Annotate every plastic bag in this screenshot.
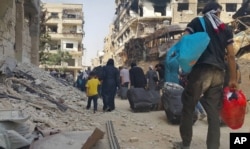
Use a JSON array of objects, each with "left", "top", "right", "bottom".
[{"left": 220, "top": 87, "right": 247, "bottom": 129}]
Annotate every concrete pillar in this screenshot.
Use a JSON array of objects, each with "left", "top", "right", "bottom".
[
  {"left": 29, "top": 14, "right": 40, "bottom": 66},
  {"left": 15, "top": 0, "right": 24, "bottom": 62}
]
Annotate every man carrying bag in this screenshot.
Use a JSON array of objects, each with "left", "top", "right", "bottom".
[{"left": 174, "top": 2, "right": 238, "bottom": 149}]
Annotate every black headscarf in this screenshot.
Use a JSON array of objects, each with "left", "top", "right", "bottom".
[
  {"left": 107, "top": 58, "right": 114, "bottom": 66},
  {"left": 131, "top": 62, "right": 136, "bottom": 68}
]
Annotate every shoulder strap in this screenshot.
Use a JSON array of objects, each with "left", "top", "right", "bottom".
[{"left": 199, "top": 17, "right": 206, "bottom": 32}]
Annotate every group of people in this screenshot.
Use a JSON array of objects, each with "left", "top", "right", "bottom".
[
  {"left": 82, "top": 58, "right": 167, "bottom": 113},
  {"left": 118, "top": 62, "right": 166, "bottom": 93},
  {"left": 82, "top": 59, "right": 120, "bottom": 113},
  {"left": 50, "top": 69, "right": 74, "bottom": 85}
]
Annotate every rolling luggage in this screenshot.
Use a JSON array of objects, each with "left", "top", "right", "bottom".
[
  {"left": 162, "top": 82, "right": 184, "bottom": 124},
  {"left": 120, "top": 86, "right": 128, "bottom": 99},
  {"left": 148, "top": 90, "right": 162, "bottom": 111},
  {"left": 162, "top": 82, "right": 198, "bottom": 124},
  {"left": 127, "top": 88, "right": 152, "bottom": 112}
]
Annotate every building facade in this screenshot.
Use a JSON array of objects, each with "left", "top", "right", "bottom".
[
  {"left": 93, "top": 0, "right": 245, "bottom": 68},
  {"left": 41, "top": 3, "right": 84, "bottom": 79},
  {"left": 0, "top": 0, "right": 40, "bottom": 65}
]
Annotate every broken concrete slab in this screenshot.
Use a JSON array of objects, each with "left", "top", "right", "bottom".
[
  {"left": 30, "top": 129, "right": 104, "bottom": 149},
  {"left": 0, "top": 110, "right": 30, "bottom": 124}
]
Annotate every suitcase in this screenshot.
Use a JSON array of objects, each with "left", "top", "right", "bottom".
[
  {"left": 162, "top": 82, "right": 197, "bottom": 124},
  {"left": 127, "top": 88, "right": 152, "bottom": 112},
  {"left": 147, "top": 90, "right": 162, "bottom": 111},
  {"left": 120, "top": 86, "right": 128, "bottom": 99},
  {"left": 162, "top": 82, "right": 184, "bottom": 124}
]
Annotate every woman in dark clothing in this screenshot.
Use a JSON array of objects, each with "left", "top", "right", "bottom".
[
  {"left": 101, "top": 59, "right": 120, "bottom": 112},
  {"left": 129, "top": 62, "right": 147, "bottom": 88},
  {"left": 155, "top": 63, "right": 165, "bottom": 89}
]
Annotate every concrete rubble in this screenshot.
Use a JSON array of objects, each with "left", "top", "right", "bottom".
[{"left": 0, "top": 57, "right": 105, "bottom": 149}]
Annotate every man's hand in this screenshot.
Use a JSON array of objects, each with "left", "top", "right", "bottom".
[{"left": 228, "top": 80, "right": 238, "bottom": 90}]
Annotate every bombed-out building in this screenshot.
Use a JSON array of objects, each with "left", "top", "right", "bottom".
[
  {"left": 97, "top": 0, "right": 245, "bottom": 68},
  {"left": 41, "top": 3, "right": 84, "bottom": 78}
]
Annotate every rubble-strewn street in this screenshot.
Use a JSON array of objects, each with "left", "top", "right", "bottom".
[{"left": 0, "top": 58, "right": 250, "bottom": 149}]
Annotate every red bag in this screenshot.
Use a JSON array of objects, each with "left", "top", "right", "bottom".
[{"left": 220, "top": 87, "right": 247, "bottom": 129}]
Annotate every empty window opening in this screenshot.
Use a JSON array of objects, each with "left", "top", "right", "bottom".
[
  {"left": 48, "top": 25, "right": 58, "bottom": 33},
  {"left": 50, "top": 40, "right": 60, "bottom": 50},
  {"left": 51, "top": 12, "right": 59, "bottom": 18},
  {"left": 66, "top": 59, "right": 75, "bottom": 66},
  {"left": 139, "top": 6, "right": 143, "bottom": 16},
  {"left": 178, "top": 3, "right": 189, "bottom": 12},
  {"left": 226, "top": 3, "right": 237, "bottom": 12},
  {"left": 154, "top": 5, "right": 166, "bottom": 16},
  {"left": 66, "top": 43, "right": 74, "bottom": 48},
  {"left": 67, "top": 14, "right": 76, "bottom": 18},
  {"left": 131, "top": 0, "right": 139, "bottom": 13}
]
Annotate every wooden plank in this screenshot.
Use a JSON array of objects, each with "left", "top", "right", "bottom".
[{"left": 81, "top": 128, "right": 105, "bottom": 149}]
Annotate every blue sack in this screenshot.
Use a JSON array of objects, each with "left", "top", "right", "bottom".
[
  {"left": 165, "top": 45, "right": 180, "bottom": 84},
  {"left": 167, "top": 17, "right": 210, "bottom": 73}
]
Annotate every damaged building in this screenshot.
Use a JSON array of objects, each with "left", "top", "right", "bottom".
[
  {"left": 40, "top": 3, "right": 84, "bottom": 79},
  {"left": 0, "top": 0, "right": 40, "bottom": 65},
  {"left": 95, "top": 0, "right": 246, "bottom": 68}
]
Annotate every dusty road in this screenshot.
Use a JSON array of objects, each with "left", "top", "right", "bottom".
[{"left": 88, "top": 97, "right": 250, "bottom": 149}]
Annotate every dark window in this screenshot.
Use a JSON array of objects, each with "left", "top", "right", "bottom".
[
  {"left": 178, "top": 3, "right": 189, "bottom": 12},
  {"left": 66, "top": 43, "right": 74, "bottom": 48},
  {"left": 226, "top": 3, "right": 237, "bottom": 12},
  {"left": 66, "top": 59, "right": 75, "bottom": 66},
  {"left": 48, "top": 25, "right": 57, "bottom": 32},
  {"left": 50, "top": 40, "right": 59, "bottom": 50},
  {"left": 139, "top": 6, "right": 143, "bottom": 16},
  {"left": 67, "top": 14, "right": 76, "bottom": 18},
  {"left": 154, "top": 5, "right": 166, "bottom": 16},
  {"left": 51, "top": 12, "right": 59, "bottom": 18}
]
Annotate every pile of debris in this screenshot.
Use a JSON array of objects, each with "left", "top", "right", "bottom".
[
  {"left": 231, "top": 0, "right": 250, "bottom": 58},
  {"left": 0, "top": 57, "right": 104, "bottom": 149}
]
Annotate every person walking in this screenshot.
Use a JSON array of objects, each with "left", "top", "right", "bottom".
[
  {"left": 129, "top": 62, "right": 147, "bottom": 88},
  {"left": 145, "top": 65, "right": 158, "bottom": 90},
  {"left": 85, "top": 71, "right": 100, "bottom": 113},
  {"left": 101, "top": 59, "right": 120, "bottom": 112},
  {"left": 155, "top": 63, "right": 165, "bottom": 89},
  {"left": 119, "top": 65, "right": 130, "bottom": 99},
  {"left": 175, "top": 2, "right": 238, "bottom": 149}
]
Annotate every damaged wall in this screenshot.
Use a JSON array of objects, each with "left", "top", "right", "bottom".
[
  {"left": 0, "top": 0, "right": 40, "bottom": 66},
  {"left": 0, "top": 1, "right": 16, "bottom": 59}
]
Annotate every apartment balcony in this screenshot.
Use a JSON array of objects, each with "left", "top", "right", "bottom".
[
  {"left": 62, "top": 19, "right": 83, "bottom": 24},
  {"left": 48, "top": 32, "right": 83, "bottom": 41},
  {"left": 62, "top": 12, "right": 83, "bottom": 24},
  {"left": 46, "top": 17, "right": 61, "bottom": 24}
]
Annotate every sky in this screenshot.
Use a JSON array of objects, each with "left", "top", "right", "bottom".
[{"left": 42, "top": 0, "right": 116, "bottom": 66}]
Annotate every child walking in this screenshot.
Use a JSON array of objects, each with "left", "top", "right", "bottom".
[{"left": 85, "top": 71, "right": 101, "bottom": 113}]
